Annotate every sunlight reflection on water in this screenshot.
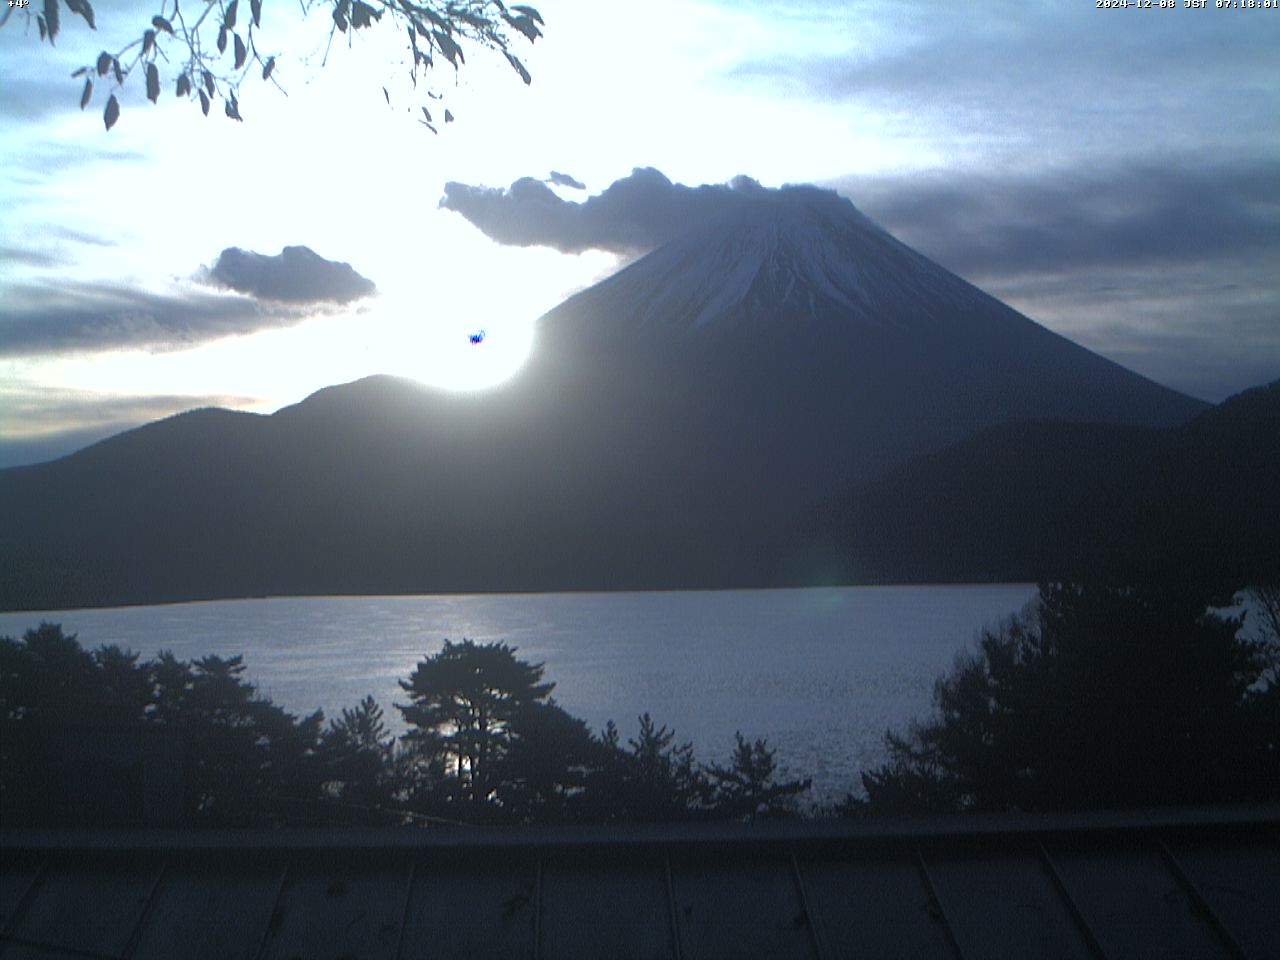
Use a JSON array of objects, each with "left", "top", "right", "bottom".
[{"left": 0, "top": 585, "right": 1038, "bottom": 804}]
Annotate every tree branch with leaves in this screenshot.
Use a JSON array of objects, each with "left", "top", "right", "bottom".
[{"left": 6, "top": 0, "right": 544, "bottom": 130}]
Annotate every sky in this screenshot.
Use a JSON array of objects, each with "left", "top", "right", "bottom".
[{"left": 1, "top": 0, "right": 1277, "bottom": 467}]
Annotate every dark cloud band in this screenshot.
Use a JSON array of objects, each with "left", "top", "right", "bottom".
[
  {"left": 1, "top": 244, "right": 377, "bottom": 356},
  {"left": 829, "top": 160, "right": 1280, "bottom": 402},
  {"left": 832, "top": 160, "right": 1280, "bottom": 281},
  {"left": 0, "top": 280, "right": 302, "bottom": 356}
]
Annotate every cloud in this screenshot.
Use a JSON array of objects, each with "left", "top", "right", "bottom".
[
  {"left": 0, "top": 75, "right": 83, "bottom": 123},
  {"left": 548, "top": 171, "right": 586, "bottom": 190},
  {"left": 719, "top": 3, "right": 1280, "bottom": 173},
  {"left": 831, "top": 159, "right": 1280, "bottom": 281},
  {"left": 0, "top": 247, "right": 61, "bottom": 268},
  {"left": 440, "top": 167, "right": 808, "bottom": 255},
  {"left": 51, "top": 226, "right": 118, "bottom": 247},
  {"left": 756, "top": 14, "right": 1275, "bottom": 106},
  {"left": 0, "top": 280, "right": 310, "bottom": 356},
  {"left": 829, "top": 159, "right": 1280, "bottom": 402},
  {"left": 0, "top": 245, "right": 375, "bottom": 356},
  {"left": 206, "top": 245, "right": 377, "bottom": 304},
  {"left": 993, "top": 258, "right": 1280, "bottom": 404}
]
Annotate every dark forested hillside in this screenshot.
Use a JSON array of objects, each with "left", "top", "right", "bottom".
[{"left": 814, "top": 380, "right": 1280, "bottom": 588}]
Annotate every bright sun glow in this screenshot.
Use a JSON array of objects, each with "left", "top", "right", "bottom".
[
  {"left": 25, "top": 234, "right": 614, "bottom": 424},
  {"left": 383, "top": 315, "right": 537, "bottom": 392}
]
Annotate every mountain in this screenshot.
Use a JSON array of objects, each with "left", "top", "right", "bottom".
[
  {"left": 0, "top": 187, "right": 1208, "bottom": 610},
  {"left": 536, "top": 186, "right": 1203, "bottom": 518},
  {"left": 813, "top": 381, "right": 1280, "bottom": 588}
]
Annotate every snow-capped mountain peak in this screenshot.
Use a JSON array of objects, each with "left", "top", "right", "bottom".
[{"left": 543, "top": 185, "right": 1000, "bottom": 342}]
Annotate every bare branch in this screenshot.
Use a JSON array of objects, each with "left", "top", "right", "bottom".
[{"left": 5, "top": 0, "right": 544, "bottom": 129}]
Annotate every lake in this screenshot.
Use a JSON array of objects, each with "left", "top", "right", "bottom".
[{"left": 0, "top": 585, "right": 1038, "bottom": 803}]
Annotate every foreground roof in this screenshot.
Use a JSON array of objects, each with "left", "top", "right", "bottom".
[{"left": 2, "top": 805, "right": 1277, "bottom": 959}]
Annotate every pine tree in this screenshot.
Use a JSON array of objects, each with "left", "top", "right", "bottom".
[{"left": 397, "top": 639, "right": 553, "bottom": 808}]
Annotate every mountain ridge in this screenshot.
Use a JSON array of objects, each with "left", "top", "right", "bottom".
[{"left": 0, "top": 188, "right": 1215, "bottom": 610}]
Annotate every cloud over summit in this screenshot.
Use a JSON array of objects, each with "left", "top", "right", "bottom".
[
  {"left": 548, "top": 171, "right": 586, "bottom": 190},
  {"left": 440, "top": 168, "right": 826, "bottom": 255}
]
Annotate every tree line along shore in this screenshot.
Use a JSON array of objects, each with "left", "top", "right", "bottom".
[{"left": 2, "top": 580, "right": 1277, "bottom": 828}]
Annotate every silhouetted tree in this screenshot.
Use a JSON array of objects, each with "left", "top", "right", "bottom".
[
  {"left": 0, "top": 623, "right": 149, "bottom": 726},
  {"left": 580, "top": 714, "right": 711, "bottom": 822},
  {"left": 2, "top": 626, "right": 329, "bottom": 825},
  {"left": 859, "top": 581, "right": 1280, "bottom": 814},
  {"left": 4, "top": 0, "right": 543, "bottom": 130},
  {"left": 318, "top": 694, "right": 398, "bottom": 816},
  {"left": 150, "top": 651, "right": 325, "bottom": 824},
  {"left": 397, "top": 639, "right": 553, "bottom": 811},
  {"left": 707, "top": 733, "right": 811, "bottom": 821},
  {"left": 1242, "top": 583, "right": 1280, "bottom": 791},
  {"left": 1247, "top": 584, "right": 1280, "bottom": 651},
  {"left": 494, "top": 699, "right": 599, "bottom": 822}
]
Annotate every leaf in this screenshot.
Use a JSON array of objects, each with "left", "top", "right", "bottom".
[
  {"left": 433, "top": 31, "right": 462, "bottom": 67},
  {"left": 217, "top": 25, "right": 228, "bottom": 53},
  {"left": 71, "top": 66, "right": 88, "bottom": 78},
  {"left": 112, "top": 58, "right": 123, "bottom": 86},
  {"left": 224, "top": 0, "right": 237, "bottom": 29},
  {"left": 43, "top": 0, "right": 59, "bottom": 45},
  {"left": 96, "top": 51, "right": 112, "bottom": 76},
  {"left": 146, "top": 63, "right": 160, "bottom": 103},
  {"left": 418, "top": 119, "right": 437, "bottom": 134},
  {"left": 152, "top": 15, "right": 174, "bottom": 34},
  {"left": 420, "top": 105, "right": 431, "bottom": 123},
  {"left": 37, "top": 16, "right": 46, "bottom": 42},
  {"left": 382, "top": 86, "right": 390, "bottom": 105},
  {"left": 199, "top": 89, "right": 211, "bottom": 115},
  {"left": 80, "top": 77, "right": 92, "bottom": 109},
  {"left": 234, "top": 33, "right": 246, "bottom": 70},
  {"left": 65, "top": 0, "right": 94, "bottom": 29},
  {"left": 511, "top": 5, "right": 543, "bottom": 25},
  {"left": 502, "top": 13, "right": 540, "bottom": 43},
  {"left": 250, "top": 0, "right": 261, "bottom": 27},
  {"left": 103, "top": 94, "right": 119, "bottom": 130},
  {"left": 203, "top": 70, "right": 215, "bottom": 97},
  {"left": 261, "top": 56, "right": 275, "bottom": 81},
  {"left": 143, "top": 28, "right": 155, "bottom": 55},
  {"left": 452, "top": 9, "right": 491, "bottom": 30},
  {"left": 444, "top": 108, "right": 453, "bottom": 123},
  {"left": 333, "top": 0, "right": 349, "bottom": 31},
  {"left": 225, "top": 95, "right": 242, "bottom": 121},
  {"left": 176, "top": 73, "right": 191, "bottom": 97},
  {"left": 350, "top": 1, "right": 380, "bottom": 29},
  {"left": 504, "top": 51, "right": 530, "bottom": 85}
]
